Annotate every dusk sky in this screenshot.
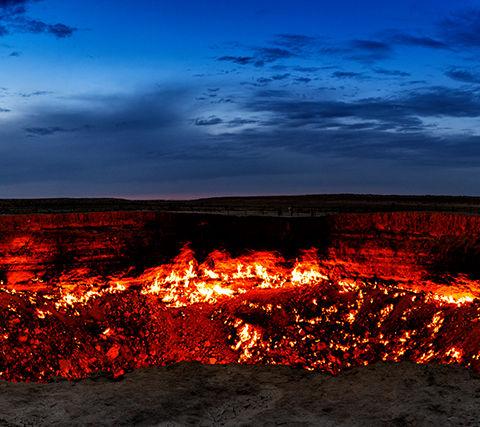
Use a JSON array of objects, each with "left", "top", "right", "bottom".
[{"left": 2, "top": 0, "right": 480, "bottom": 198}]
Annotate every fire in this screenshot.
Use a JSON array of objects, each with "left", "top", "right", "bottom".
[
  {"left": 136, "top": 247, "right": 326, "bottom": 306},
  {"left": 1, "top": 244, "right": 480, "bottom": 382}
]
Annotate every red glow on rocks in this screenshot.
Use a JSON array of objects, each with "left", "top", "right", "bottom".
[{"left": 1, "top": 243, "right": 480, "bottom": 382}]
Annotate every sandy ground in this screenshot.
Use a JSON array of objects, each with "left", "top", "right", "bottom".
[{"left": 0, "top": 362, "right": 479, "bottom": 426}]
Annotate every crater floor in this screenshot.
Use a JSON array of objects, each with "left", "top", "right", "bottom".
[{"left": 1, "top": 362, "right": 479, "bottom": 426}]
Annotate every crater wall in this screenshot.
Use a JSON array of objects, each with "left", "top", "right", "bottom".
[{"left": 0, "top": 211, "right": 479, "bottom": 286}]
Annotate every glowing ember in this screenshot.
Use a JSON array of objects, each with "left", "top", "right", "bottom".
[{"left": 1, "top": 244, "right": 480, "bottom": 382}]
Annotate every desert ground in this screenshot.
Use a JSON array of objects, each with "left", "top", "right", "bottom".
[
  {"left": 1, "top": 362, "right": 479, "bottom": 426},
  {"left": 1, "top": 194, "right": 480, "bottom": 216}
]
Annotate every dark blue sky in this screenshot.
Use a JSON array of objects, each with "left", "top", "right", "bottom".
[{"left": 1, "top": 0, "right": 480, "bottom": 198}]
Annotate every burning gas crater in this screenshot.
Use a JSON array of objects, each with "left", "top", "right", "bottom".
[{"left": 1, "top": 245, "right": 480, "bottom": 382}]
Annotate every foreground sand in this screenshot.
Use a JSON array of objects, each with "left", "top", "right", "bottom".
[{"left": 0, "top": 362, "right": 479, "bottom": 426}]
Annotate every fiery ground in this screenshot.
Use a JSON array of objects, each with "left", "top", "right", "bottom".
[{"left": 1, "top": 245, "right": 480, "bottom": 382}]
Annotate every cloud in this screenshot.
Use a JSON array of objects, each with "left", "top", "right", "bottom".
[
  {"left": 194, "top": 116, "right": 258, "bottom": 128},
  {"left": 217, "top": 34, "right": 315, "bottom": 68},
  {"left": 206, "top": 109, "right": 480, "bottom": 174},
  {"left": 50, "top": 23, "right": 74, "bottom": 37},
  {"left": 295, "top": 77, "right": 312, "bottom": 83},
  {"left": 0, "top": 87, "right": 206, "bottom": 191},
  {"left": 347, "top": 39, "right": 392, "bottom": 62},
  {"left": 351, "top": 39, "right": 390, "bottom": 52},
  {"left": 2, "top": 84, "right": 480, "bottom": 197},
  {"left": 216, "top": 25, "right": 449, "bottom": 71},
  {"left": 244, "top": 98, "right": 419, "bottom": 132},
  {"left": 254, "top": 77, "right": 270, "bottom": 85},
  {"left": 373, "top": 68, "right": 410, "bottom": 77},
  {"left": 271, "top": 73, "right": 290, "bottom": 80},
  {"left": 445, "top": 68, "right": 480, "bottom": 84},
  {"left": 441, "top": 9, "right": 480, "bottom": 48},
  {"left": 217, "top": 55, "right": 254, "bottom": 65},
  {"left": 24, "top": 126, "right": 70, "bottom": 136},
  {"left": 226, "top": 118, "right": 258, "bottom": 127},
  {"left": 218, "top": 47, "right": 295, "bottom": 67},
  {"left": 388, "top": 33, "right": 449, "bottom": 49},
  {"left": 243, "top": 86, "right": 480, "bottom": 134},
  {"left": 18, "top": 90, "right": 52, "bottom": 97},
  {"left": 0, "top": 0, "right": 76, "bottom": 38},
  {"left": 217, "top": 7, "right": 480, "bottom": 79},
  {"left": 319, "top": 38, "right": 393, "bottom": 63},
  {"left": 6, "top": 7, "right": 480, "bottom": 197},
  {"left": 293, "top": 66, "right": 323, "bottom": 72},
  {"left": 332, "top": 71, "right": 364, "bottom": 79},
  {"left": 195, "top": 116, "right": 223, "bottom": 126},
  {"left": 10, "top": 18, "right": 76, "bottom": 38},
  {"left": 251, "top": 47, "right": 295, "bottom": 67},
  {"left": 400, "top": 86, "right": 480, "bottom": 117},
  {"left": 0, "top": 0, "right": 31, "bottom": 7},
  {"left": 0, "top": 0, "right": 30, "bottom": 14}
]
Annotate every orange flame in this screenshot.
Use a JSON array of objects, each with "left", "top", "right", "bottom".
[{"left": 1, "top": 244, "right": 480, "bottom": 382}]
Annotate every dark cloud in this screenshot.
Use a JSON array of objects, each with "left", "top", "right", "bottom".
[
  {"left": 348, "top": 39, "right": 392, "bottom": 62},
  {"left": 351, "top": 39, "right": 390, "bottom": 52},
  {"left": 332, "top": 71, "right": 363, "bottom": 79},
  {"left": 0, "top": 0, "right": 31, "bottom": 7},
  {"left": 271, "top": 73, "right": 290, "bottom": 80},
  {"left": 207, "top": 113, "right": 480, "bottom": 174},
  {"left": 2, "top": 85, "right": 480, "bottom": 197},
  {"left": 25, "top": 126, "right": 70, "bottom": 136},
  {"left": 0, "top": 88, "right": 203, "bottom": 192},
  {"left": 226, "top": 118, "right": 258, "bottom": 127},
  {"left": 217, "top": 34, "right": 312, "bottom": 68},
  {"left": 45, "top": 22, "right": 76, "bottom": 38},
  {"left": 217, "top": 24, "right": 450, "bottom": 71},
  {"left": 400, "top": 86, "right": 480, "bottom": 117},
  {"left": 388, "top": 33, "right": 449, "bottom": 49},
  {"left": 445, "top": 68, "right": 480, "bottom": 84},
  {"left": 320, "top": 39, "right": 392, "bottom": 63},
  {"left": 244, "top": 86, "right": 480, "bottom": 133},
  {"left": 217, "top": 7, "right": 480, "bottom": 79},
  {"left": 0, "top": 0, "right": 29, "bottom": 15},
  {"left": 252, "top": 47, "right": 295, "bottom": 66},
  {"left": 7, "top": 7, "right": 480, "bottom": 197},
  {"left": 329, "top": 8, "right": 480, "bottom": 63},
  {"left": 218, "top": 48, "right": 294, "bottom": 67},
  {"left": 441, "top": 9, "right": 480, "bottom": 48},
  {"left": 11, "top": 18, "right": 76, "bottom": 37},
  {"left": 294, "top": 77, "right": 312, "bottom": 83},
  {"left": 315, "top": 10, "right": 473, "bottom": 67},
  {"left": 194, "top": 116, "right": 223, "bottom": 126},
  {"left": 18, "top": 90, "right": 52, "bottom": 97},
  {"left": 0, "top": 0, "right": 76, "bottom": 38},
  {"left": 217, "top": 55, "right": 254, "bottom": 65},
  {"left": 245, "top": 98, "right": 419, "bottom": 131},
  {"left": 256, "top": 77, "right": 271, "bottom": 85},
  {"left": 373, "top": 68, "right": 410, "bottom": 77}
]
